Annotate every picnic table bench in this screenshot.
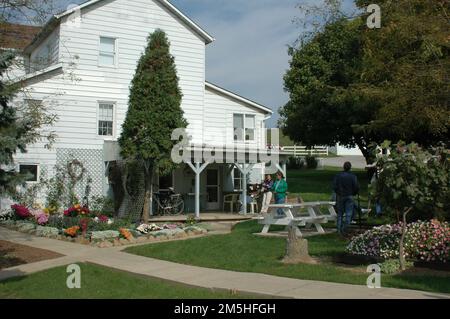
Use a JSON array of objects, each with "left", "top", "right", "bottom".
[{"left": 254, "top": 201, "right": 337, "bottom": 237}]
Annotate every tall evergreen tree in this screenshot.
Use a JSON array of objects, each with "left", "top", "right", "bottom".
[
  {"left": 0, "top": 51, "right": 23, "bottom": 194},
  {"left": 119, "top": 29, "right": 187, "bottom": 223}
]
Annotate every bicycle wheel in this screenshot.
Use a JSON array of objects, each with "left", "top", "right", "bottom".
[{"left": 170, "top": 198, "right": 184, "bottom": 215}]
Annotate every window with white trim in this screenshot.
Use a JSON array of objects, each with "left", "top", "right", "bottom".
[
  {"left": 99, "top": 37, "right": 116, "bottom": 66},
  {"left": 233, "top": 114, "right": 255, "bottom": 141},
  {"left": 19, "top": 164, "right": 39, "bottom": 182},
  {"left": 98, "top": 102, "right": 114, "bottom": 136},
  {"left": 233, "top": 168, "right": 242, "bottom": 191}
]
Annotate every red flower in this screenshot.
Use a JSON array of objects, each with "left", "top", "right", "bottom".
[
  {"left": 98, "top": 215, "right": 109, "bottom": 223},
  {"left": 11, "top": 204, "right": 32, "bottom": 219}
]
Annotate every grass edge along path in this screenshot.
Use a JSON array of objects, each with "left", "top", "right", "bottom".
[
  {"left": 125, "top": 221, "right": 450, "bottom": 294},
  {"left": 0, "top": 262, "right": 265, "bottom": 299}
]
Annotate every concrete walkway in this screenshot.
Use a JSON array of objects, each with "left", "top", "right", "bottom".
[{"left": 1, "top": 227, "right": 449, "bottom": 299}]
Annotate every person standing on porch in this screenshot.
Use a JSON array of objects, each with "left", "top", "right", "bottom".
[
  {"left": 272, "top": 171, "right": 288, "bottom": 218},
  {"left": 260, "top": 174, "right": 274, "bottom": 214},
  {"left": 333, "top": 161, "right": 359, "bottom": 235}
]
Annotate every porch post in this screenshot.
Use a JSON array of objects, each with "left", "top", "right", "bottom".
[
  {"left": 282, "top": 161, "right": 287, "bottom": 181},
  {"left": 195, "top": 162, "right": 201, "bottom": 219},
  {"left": 187, "top": 161, "right": 210, "bottom": 219},
  {"left": 235, "top": 163, "right": 255, "bottom": 215},
  {"left": 242, "top": 164, "right": 247, "bottom": 215}
]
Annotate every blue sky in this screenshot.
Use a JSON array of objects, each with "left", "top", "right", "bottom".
[{"left": 55, "top": 0, "right": 356, "bottom": 127}]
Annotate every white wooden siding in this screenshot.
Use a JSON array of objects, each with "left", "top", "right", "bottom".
[
  {"left": 55, "top": 0, "right": 206, "bottom": 146},
  {"left": 14, "top": 0, "right": 270, "bottom": 180},
  {"left": 204, "top": 86, "right": 266, "bottom": 148}
]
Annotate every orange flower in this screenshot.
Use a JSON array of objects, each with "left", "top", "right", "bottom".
[
  {"left": 119, "top": 228, "right": 133, "bottom": 240},
  {"left": 65, "top": 226, "right": 80, "bottom": 237}
]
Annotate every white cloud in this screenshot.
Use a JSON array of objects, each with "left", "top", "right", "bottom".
[{"left": 172, "top": 0, "right": 301, "bottom": 127}]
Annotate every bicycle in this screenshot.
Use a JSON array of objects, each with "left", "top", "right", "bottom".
[{"left": 153, "top": 190, "right": 185, "bottom": 215}]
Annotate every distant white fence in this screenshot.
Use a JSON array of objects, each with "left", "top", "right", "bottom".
[{"left": 282, "top": 145, "right": 329, "bottom": 157}]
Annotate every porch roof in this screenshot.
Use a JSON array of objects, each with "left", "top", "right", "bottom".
[{"left": 103, "top": 141, "right": 290, "bottom": 163}]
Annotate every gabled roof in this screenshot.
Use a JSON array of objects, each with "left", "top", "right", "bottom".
[
  {"left": 24, "top": 0, "right": 214, "bottom": 53},
  {"left": 0, "top": 23, "right": 42, "bottom": 50},
  {"left": 205, "top": 82, "right": 273, "bottom": 115}
]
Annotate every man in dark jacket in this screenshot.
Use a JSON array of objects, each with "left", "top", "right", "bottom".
[{"left": 333, "top": 162, "right": 359, "bottom": 235}]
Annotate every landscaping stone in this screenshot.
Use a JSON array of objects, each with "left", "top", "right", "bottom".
[
  {"left": 17, "top": 223, "right": 35, "bottom": 233},
  {"left": 119, "top": 238, "right": 129, "bottom": 245},
  {"left": 35, "top": 226, "right": 59, "bottom": 237},
  {"left": 1, "top": 217, "right": 207, "bottom": 248},
  {"left": 91, "top": 230, "right": 120, "bottom": 241},
  {"left": 98, "top": 241, "right": 113, "bottom": 248},
  {"left": 136, "top": 236, "right": 147, "bottom": 243},
  {"left": 183, "top": 226, "right": 206, "bottom": 235}
]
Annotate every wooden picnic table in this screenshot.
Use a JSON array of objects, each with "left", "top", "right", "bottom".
[{"left": 254, "top": 201, "right": 337, "bottom": 237}]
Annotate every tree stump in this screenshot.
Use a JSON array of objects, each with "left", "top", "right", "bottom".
[{"left": 282, "top": 225, "right": 317, "bottom": 264}]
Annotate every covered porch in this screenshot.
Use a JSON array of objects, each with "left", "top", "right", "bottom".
[{"left": 177, "top": 144, "right": 290, "bottom": 219}]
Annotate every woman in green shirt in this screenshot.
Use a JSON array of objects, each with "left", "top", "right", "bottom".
[{"left": 272, "top": 171, "right": 288, "bottom": 217}]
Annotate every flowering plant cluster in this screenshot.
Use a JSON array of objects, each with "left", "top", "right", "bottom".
[
  {"left": 136, "top": 223, "right": 180, "bottom": 234},
  {"left": 64, "top": 226, "right": 80, "bottom": 237},
  {"left": 93, "top": 215, "right": 113, "bottom": 224},
  {"left": 11, "top": 204, "right": 32, "bottom": 219},
  {"left": 347, "top": 220, "right": 450, "bottom": 262},
  {"left": 347, "top": 224, "right": 403, "bottom": 259},
  {"left": 404, "top": 220, "right": 450, "bottom": 263},
  {"left": 31, "top": 210, "right": 49, "bottom": 225},
  {"left": 64, "top": 204, "right": 90, "bottom": 217},
  {"left": 136, "top": 223, "right": 162, "bottom": 234}
]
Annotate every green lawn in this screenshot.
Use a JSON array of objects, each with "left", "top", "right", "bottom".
[
  {"left": 125, "top": 220, "right": 450, "bottom": 294},
  {"left": 287, "top": 166, "right": 369, "bottom": 203},
  {"left": 0, "top": 263, "right": 262, "bottom": 299},
  {"left": 123, "top": 168, "right": 448, "bottom": 294}
]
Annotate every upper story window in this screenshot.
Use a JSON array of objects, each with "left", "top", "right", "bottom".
[
  {"left": 98, "top": 102, "right": 114, "bottom": 137},
  {"left": 19, "top": 164, "right": 39, "bottom": 183},
  {"left": 233, "top": 114, "right": 255, "bottom": 141},
  {"left": 99, "top": 37, "right": 116, "bottom": 66}
]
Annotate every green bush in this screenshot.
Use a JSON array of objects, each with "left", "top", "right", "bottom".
[
  {"left": 89, "top": 195, "right": 115, "bottom": 216},
  {"left": 287, "top": 157, "right": 305, "bottom": 169},
  {"left": 375, "top": 141, "right": 449, "bottom": 221},
  {"left": 379, "top": 259, "right": 413, "bottom": 274},
  {"left": 305, "top": 155, "right": 318, "bottom": 169}
]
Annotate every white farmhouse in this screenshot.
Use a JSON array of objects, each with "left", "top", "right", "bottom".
[{"left": 3, "top": 0, "right": 288, "bottom": 217}]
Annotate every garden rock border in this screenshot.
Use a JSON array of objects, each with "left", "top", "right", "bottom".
[{"left": 0, "top": 220, "right": 208, "bottom": 248}]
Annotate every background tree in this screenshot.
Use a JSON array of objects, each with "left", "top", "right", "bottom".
[
  {"left": 280, "top": 0, "right": 449, "bottom": 163},
  {"left": 374, "top": 141, "right": 449, "bottom": 270},
  {"left": 119, "top": 30, "right": 187, "bottom": 223},
  {"left": 1, "top": 0, "right": 59, "bottom": 196}
]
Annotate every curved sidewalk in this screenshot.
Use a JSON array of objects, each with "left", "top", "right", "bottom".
[{"left": 1, "top": 227, "right": 448, "bottom": 299}]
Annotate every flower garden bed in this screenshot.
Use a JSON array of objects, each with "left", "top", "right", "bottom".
[
  {"left": 0, "top": 205, "right": 208, "bottom": 248},
  {"left": 347, "top": 220, "right": 450, "bottom": 263}
]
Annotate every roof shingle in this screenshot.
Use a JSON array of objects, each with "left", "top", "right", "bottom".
[{"left": 0, "top": 23, "right": 42, "bottom": 51}]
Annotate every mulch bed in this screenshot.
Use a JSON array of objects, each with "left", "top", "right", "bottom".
[{"left": 0, "top": 240, "right": 64, "bottom": 270}]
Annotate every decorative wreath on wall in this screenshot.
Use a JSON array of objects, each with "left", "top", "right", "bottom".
[{"left": 67, "top": 159, "right": 86, "bottom": 184}]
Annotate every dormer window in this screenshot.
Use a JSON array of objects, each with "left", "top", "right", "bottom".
[{"left": 99, "top": 37, "right": 116, "bottom": 66}]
